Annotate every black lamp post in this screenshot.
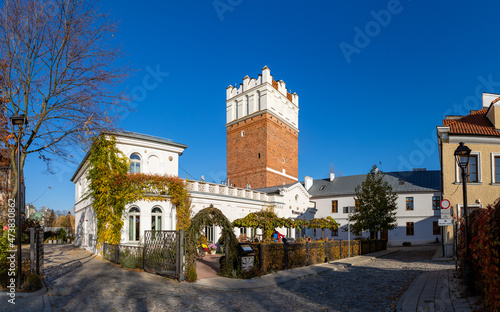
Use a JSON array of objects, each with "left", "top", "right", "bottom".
[
  {"left": 10, "top": 114, "right": 27, "bottom": 289},
  {"left": 454, "top": 142, "right": 472, "bottom": 290}
]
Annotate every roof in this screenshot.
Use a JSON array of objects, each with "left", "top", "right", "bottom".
[
  {"left": 442, "top": 109, "right": 500, "bottom": 136},
  {"left": 308, "top": 170, "right": 441, "bottom": 197},
  {"left": 102, "top": 131, "right": 188, "bottom": 149},
  {"left": 254, "top": 182, "right": 300, "bottom": 194}
]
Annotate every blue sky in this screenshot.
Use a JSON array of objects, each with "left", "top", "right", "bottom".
[{"left": 24, "top": 0, "right": 500, "bottom": 212}]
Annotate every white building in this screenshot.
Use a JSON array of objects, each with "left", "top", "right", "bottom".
[
  {"left": 304, "top": 170, "right": 442, "bottom": 246},
  {"left": 72, "top": 131, "right": 313, "bottom": 252}
]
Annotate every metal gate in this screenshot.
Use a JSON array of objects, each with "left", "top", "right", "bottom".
[
  {"left": 29, "top": 228, "right": 44, "bottom": 275},
  {"left": 143, "top": 230, "right": 184, "bottom": 281}
]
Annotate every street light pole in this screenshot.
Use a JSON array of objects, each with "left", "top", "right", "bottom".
[
  {"left": 454, "top": 142, "right": 472, "bottom": 291},
  {"left": 10, "top": 114, "right": 27, "bottom": 289}
]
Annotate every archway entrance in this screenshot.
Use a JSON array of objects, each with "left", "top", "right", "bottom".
[{"left": 186, "top": 205, "right": 239, "bottom": 280}]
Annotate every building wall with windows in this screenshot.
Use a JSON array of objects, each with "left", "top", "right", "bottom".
[
  {"left": 307, "top": 171, "right": 441, "bottom": 245},
  {"left": 72, "top": 131, "right": 312, "bottom": 252},
  {"left": 437, "top": 93, "right": 500, "bottom": 256}
]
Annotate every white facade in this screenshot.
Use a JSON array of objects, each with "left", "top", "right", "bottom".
[
  {"left": 312, "top": 192, "right": 441, "bottom": 245},
  {"left": 306, "top": 171, "right": 442, "bottom": 246},
  {"left": 72, "top": 131, "right": 312, "bottom": 252}
]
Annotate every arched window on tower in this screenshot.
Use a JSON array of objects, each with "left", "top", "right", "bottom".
[
  {"left": 257, "top": 91, "right": 261, "bottom": 111},
  {"left": 246, "top": 95, "right": 249, "bottom": 115},
  {"left": 235, "top": 100, "right": 238, "bottom": 119},
  {"left": 130, "top": 154, "right": 141, "bottom": 173}
]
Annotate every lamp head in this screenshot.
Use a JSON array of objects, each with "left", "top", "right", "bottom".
[
  {"left": 10, "top": 114, "right": 27, "bottom": 126},
  {"left": 454, "top": 142, "right": 471, "bottom": 169}
]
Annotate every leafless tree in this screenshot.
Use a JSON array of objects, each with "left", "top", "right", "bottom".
[{"left": 0, "top": 0, "right": 130, "bottom": 198}]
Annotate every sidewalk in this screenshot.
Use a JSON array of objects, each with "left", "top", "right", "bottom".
[
  {"left": 193, "top": 249, "right": 395, "bottom": 290},
  {"left": 396, "top": 269, "right": 480, "bottom": 312}
]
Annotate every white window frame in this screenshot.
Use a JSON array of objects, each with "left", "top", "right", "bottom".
[
  {"left": 455, "top": 151, "right": 481, "bottom": 183},
  {"left": 151, "top": 207, "right": 162, "bottom": 232},
  {"left": 130, "top": 153, "right": 142, "bottom": 174},
  {"left": 128, "top": 207, "right": 141, "bottom": 242},
  {"left": 491, "top": 153, "right": 500, "bottom": 184}
]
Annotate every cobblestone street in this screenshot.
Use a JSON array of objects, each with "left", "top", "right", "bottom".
[{"left": 5, "top": 245, "right": 455, "bottom": 312}]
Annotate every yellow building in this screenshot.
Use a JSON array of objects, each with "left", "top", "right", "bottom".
[{"left": 437, "top": 92, "right": 500, "bottom": 256}]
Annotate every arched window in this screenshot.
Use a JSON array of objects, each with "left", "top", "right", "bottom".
[
  {"left": 235, "top": 100, "right": 238, "bottom": 119},
  {"left": 151, "top": 207, "right": 162, "bottom": 232},
  {"left": 257, "top": 91, "right": 261, "bottom": 111},
  {"left": 246, "top": 95, "right": 249, "bottom": 115},
  {"left": 130, "top": 154, "right": 141, "bottom": 173},
  {"left": 129, "top": 207, "right": 140, "bottom": 242}
]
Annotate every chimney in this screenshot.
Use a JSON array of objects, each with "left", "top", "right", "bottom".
[
  {"left": 482, "top": 92, "right": 500, "bottom": 109},
  {"left": 304, "top": 176, "right": 313, "bottom": 190},
  {"left": 329, "top": 172, "right": 335, "bottom": 182},
  {"left": 486, "top": 99, "right": 500, "bottom": 130}
]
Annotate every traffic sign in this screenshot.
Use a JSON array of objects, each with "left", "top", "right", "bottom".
[
  {"left": 440, "top": 199, "right": 451, "bottom": 209},
  {"left": 438, "top": 219, "right": 453, "bottom": 226}
]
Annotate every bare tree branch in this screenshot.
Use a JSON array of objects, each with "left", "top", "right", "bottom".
[{"left": 0, "top": 0, "right": 130, "bottom": 196}]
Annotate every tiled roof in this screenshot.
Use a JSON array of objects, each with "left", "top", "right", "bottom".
[
  {"left": 492, "top": 96, "right": 500, "bottom": 105},
  {"left": 442, "top": 109, "right": 500, "bottom": 136}
]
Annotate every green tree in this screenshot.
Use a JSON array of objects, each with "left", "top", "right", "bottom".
[{"left": 350, "top": 165, "right": 398, "bottom": 239}]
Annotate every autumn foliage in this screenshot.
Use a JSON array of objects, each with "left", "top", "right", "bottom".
[
  {"left": 87, "top": 135, "right": 190, "bottom": 246},
  {"left": 459, "top": 200, "right": 500, "bottom": 310}
]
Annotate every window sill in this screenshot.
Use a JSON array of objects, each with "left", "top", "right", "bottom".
[
  {"left": 453, "top": 182, "right": 483, "bottom": 185},
  {"left": 491, "top": 183, "right": 500, "bottom": 186}
]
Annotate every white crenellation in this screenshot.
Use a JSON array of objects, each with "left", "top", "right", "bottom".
[
  {"left": 187, "top": 180, "right": 270, "bottom": 202},
  {"left": 226, "top": 67, "right": 299, "bottom": 130}
]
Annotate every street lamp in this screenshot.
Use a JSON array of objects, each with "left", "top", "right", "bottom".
[
  {"left": 454, "top": 142, "right": 472, "bottom": 291},
  {"left": 10, "top": 114, "right": 27, "bottom": 289}
]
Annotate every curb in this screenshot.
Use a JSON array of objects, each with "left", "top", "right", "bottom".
[
  {"left": 191, "top": 262, "right": 349, "bottom": 290},
  {"left": 192, "top": 249, "right": 395, "bottom": 290}
]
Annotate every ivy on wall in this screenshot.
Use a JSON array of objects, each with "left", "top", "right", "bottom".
[{"left": 86, "top": 135, "right": 189, "bottom": 246}]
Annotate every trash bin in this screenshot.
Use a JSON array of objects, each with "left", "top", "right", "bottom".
[{"left": 238, "top": 243, "right": 255, "bottom": 271}]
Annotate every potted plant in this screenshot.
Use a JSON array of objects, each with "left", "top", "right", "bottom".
[{"left": 208, "top": 243, "right": 217, "bottom": 255}]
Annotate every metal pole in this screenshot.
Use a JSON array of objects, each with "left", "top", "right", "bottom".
[
  {"left": 461, "top": 167, "right": 472, "bottom": 290},
  {"left": 348, "top": 215, "right": 351, "bottom": 258},
  {"left": 16, "top": 143, "right": 22, "bottom": 289}
]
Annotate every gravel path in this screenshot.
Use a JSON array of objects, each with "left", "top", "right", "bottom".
[{"left": 31, "top": 245, "right": 455, "bottom": 311}]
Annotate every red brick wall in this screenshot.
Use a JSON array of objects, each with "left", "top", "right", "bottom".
[{"left": 226, "top": 113, "right": 298, "bottom": 189}]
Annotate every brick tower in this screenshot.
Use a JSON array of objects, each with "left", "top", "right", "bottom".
[{"left": 226, "top": 66, "right": 299, "bottom": 189}]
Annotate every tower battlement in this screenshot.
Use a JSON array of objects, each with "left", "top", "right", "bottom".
[
  {"left": 225, "top": 66, "right": 299, "bottom": 130},
  {"left": 226, "top": 67, "right": 299, "bottom": 189},
  {"left": 226, "top": 66, "right": 299, "bottom": 105}
]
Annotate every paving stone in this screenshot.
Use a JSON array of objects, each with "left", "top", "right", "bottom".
[{"left": 8, "top": 244, "right": 481, "bottom": 311}]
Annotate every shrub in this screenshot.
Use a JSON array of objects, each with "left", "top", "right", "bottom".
[
  {"left": 55, "top": 228, "right": 67, "bottom": 241},
  {"left": 402, "top": 241, "right": 411, "bottom": 247},
  {"left": 463, "top": 203, "right": 500, "bottom": 310},
  {"left": 22, "top": 273, "right": 42, "bottom": 292},
  {"left": 185, "top": 262, "right": 197, "bottom": 282}
]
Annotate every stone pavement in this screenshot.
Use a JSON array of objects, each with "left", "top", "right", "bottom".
[
  {"left": 396, "top": 269, "right": 480, "bottom": 311},
  {"left": 1, "top": 244, "right": 483, "bottom": 311},
  {"left": 194, "top": 249, "right": 394, "bottom": 289},
  {"left": 196, "top": 254, "right": 223, "bottom": 280}
]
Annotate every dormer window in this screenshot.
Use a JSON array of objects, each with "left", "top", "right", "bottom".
[{"left": 130, "top": 154, "right": 141, "bottom": 173}]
